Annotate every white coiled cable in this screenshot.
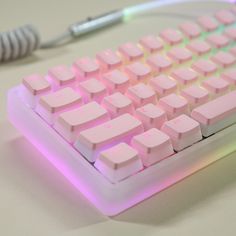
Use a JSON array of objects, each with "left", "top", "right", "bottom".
[
  {"left": 0, "top": 0, "right": 234, "bottom": 63},
  {"left": 0, "top": 25, "right": 41, "bottom": 62}
]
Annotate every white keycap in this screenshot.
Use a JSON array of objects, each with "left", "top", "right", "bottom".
[
  {"left": 95, "top": 143, "right": 143, "bottom": 183},
  {"left": 54, "top": 102, "right": 110, "bottom": 142},
  {"left": 161, "top": 114, "right": 202, "bottom": 151},
  {"left": 135, "top": 103, "right": 167, "bottom": 130},
  {"left": 75, "top": 114, "right": 144, "bottom": 162},
  {"left": 131, "top": 128, "right": 174, "bottom": 166},
  {"left": 191, "top": 91, "right": 236, "bottom": 137}
]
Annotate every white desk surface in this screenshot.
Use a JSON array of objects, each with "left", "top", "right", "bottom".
[{"left": 1, "top": 1, "right": 236, "bottom": 235}]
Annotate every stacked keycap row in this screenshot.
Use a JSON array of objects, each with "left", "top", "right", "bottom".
[{"left": 21, "top": 8, "right": 236, "bottom": 183}]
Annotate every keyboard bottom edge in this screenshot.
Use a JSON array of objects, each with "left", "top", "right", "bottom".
[{"left": 7, "top": 86, "right": 236, "bottom": 216}]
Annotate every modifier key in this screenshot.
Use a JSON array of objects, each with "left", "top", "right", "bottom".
[{"left": 191, "top": 91, "right": 236, "bottom": 137}]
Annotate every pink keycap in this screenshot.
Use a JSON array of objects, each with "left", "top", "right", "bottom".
[
  {"left": 96, "top": 49, "right": 122, "bottom": 70},
  {"left": 224, "top": 27, "right": 236, "bottom": 41},
  {"left": 55, "top": 102, "right": 110, "bottom": 142},
  {"left": 167, "top": 47, "right": 192, "bottom": 64},
  {"left": 171, "top": 68, "right": 198, "bottom": 86},
  {"left": 149, "top": 75, "right": 177, "bottom": 97},
  {"left": 48, "top": 65, "right": 76, "bottom": 87},
  {"left": 125, "top": 62, "right": 151, "bottom": 83},
  {"left": 202, "top": 77, "right": 229, "bottom": 97},
  {"left": 136, "top": 103, "right": 167, "bottom": 130},
  {"left": 95, "top": 143, "right": 143, "bottom": 183},
  {"left": 79, "top": 78, "right": 107, "bottom": 102},
  {"left": 192, "top": 59, "right": 217, "bottom": 76},
  {"left": 181, "top": 85, "right": 209, "bottom": 108},
  {"left": 102, "top": 69, "right": 129, "bottom": 93},
  {"left": 22, "top": 74, "right": 51, "bottom": 96},
  {"left": 118, "top": 42, "right": 143, "bottom": 61},
  {"left": 215, "top": 9, "right": 236, "bottom": 25},
  {"left": 207, "top": 34, "right": 230, "bottom": 48},
  {"left": 139, "top": 35, "right": 163, "bottom": 53},
  {"left": 75, "top": 113, "right": 144, "bottom": 162},
  {"left": 211, "top": 51, "right": 235, "bottom": 68},
  {"left": 230, "top": 46, "right": 236, "bottom": 56},
  {"left": 197, "top": 16, "right": 219, "bottom": 32},
  {"left": 161, "top": 114, "right": 202, "bottom": 151},
  {"left": 126, "top": 83, "right": 156, "bottom": 108},
  {"left": 73, "top": 57, "right": 99, "bottom": 79},
  {"left": 187, "top": 40, "right": 211, "bottom": 55},
  {"left": 102, "top": 92, "right": 134, "bottom": 118},
  {"left": 39, "top": 87, "right": 81, "bottom": 114},
  {"left": 159, "top": 93, "right": 189, "bottom": 119},
  {"left": 221, "top": 68, "right": 236, "bottom": 85},
  {"left": 131, "top": 128, "right": 174, "bottom": 167},
  {"left": 160, "top": 28, "right": 183, "bottom": 45},
  {"left": 179, "top": 21, "right": 201, "bottom": 39},
  {"left": 191, "top": 91, "right": 236, "bottom": 136},
  {"left": 37, "top": 88, "right": 82, "bottom": 124},
  {"left": 147, "top": 54, "right": 172, "bottom": 73}
]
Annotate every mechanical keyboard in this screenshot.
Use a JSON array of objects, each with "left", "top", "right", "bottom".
[{"left": 7, "top": 7, "right": 236, "bottom": 216}]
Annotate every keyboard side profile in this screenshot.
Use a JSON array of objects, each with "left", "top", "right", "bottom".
[{"left": 7, "top": 7, "right": 236, "bottom": 216}]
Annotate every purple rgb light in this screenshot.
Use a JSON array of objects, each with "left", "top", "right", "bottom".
[{"left": 7, "top": 80, "right": 236, "bottom": 216}]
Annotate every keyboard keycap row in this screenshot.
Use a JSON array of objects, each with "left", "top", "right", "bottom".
[
  {"left": 94, "top": 90, "right": 236, "bottom": 183},
  {"left": 19, "top": 7, "right": 236, "bottom": 183},
  {"left": 33, "top": 88, "right": 236, "bottom": 159},
  {"left": 22, "top": 61, "right": 236, "bottom": 110},
  {"left": 21, "top": 42, "right": 236, "bottom": 105}
]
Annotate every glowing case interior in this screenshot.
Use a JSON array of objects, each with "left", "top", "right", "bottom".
[{"left": 7, "top": 86, "right": 236, "bottom": 216}]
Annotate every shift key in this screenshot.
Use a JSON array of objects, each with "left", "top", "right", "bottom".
[
  {"left": 75, "top": 114, "right": 144, "bottom": 162},
  {"left": 191, "top": 91, "right": 236, "bottom": 137}
]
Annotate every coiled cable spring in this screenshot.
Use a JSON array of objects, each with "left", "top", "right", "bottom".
[{"left": 0, "top": 25, "right": 41, "bottom": 62}]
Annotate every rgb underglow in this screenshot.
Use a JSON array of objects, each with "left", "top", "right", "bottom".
[{"left": 8, "top": 81, "right": 236, "bottom": 215}]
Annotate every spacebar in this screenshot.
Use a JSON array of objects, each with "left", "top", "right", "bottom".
[
  {"left": 191, "top": 91, "right": 236, "bottom": 137},
  {"left": 74, "top": 113, "right": 144, "bottom": 162}
]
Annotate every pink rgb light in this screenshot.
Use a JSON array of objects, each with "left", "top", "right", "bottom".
[{"left": 8, "top": 86, "right": 236, "bottom": 216}]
